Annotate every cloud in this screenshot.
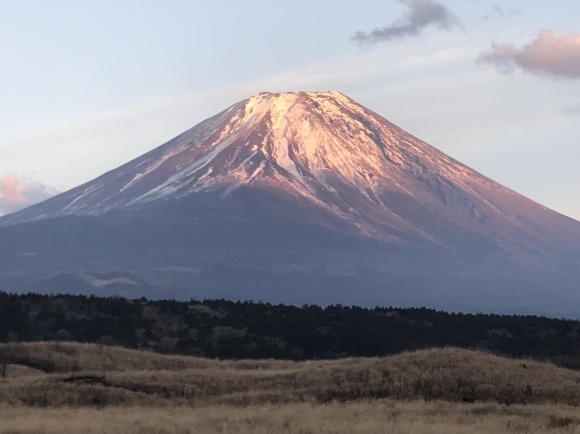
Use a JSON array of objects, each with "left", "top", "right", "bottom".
[
  {"left": 484, "top": 5, "right": 524, "bottom": 21},
  {"left": 0, "top": 175, "right": 26, "bottom": 205},
  {"left": 0, "top": 174, "right": 58, "bottom": 215},
  {"left": 492, "top": 5, "right": 523, "bottom": 17},
  {"left": 477, "top": 30, "right": 580, "bottom": 79},
  {"left": 351, "top": 0, "right": 461, "bottom": 44}
]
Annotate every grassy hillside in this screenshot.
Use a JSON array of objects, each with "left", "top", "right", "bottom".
[
  {"left": 2, "top": 342, "right": 580, "bottom": 408},
  {"left": 3, "top": 342, "right": 580, "bottom": 433}
]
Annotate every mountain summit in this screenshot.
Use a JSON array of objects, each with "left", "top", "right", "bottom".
[{"left": 2, "top": 91, "right": 580, "bottom": 316}]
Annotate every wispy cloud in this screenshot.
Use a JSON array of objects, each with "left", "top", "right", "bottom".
[
  {"left": 492, "top": 5, "right": 524, "bottom": 17},
  {"left": 351, "top": 0, "right": 461, "bottom": 45},
  {"left": 484, "top": 5, "right": 524, "bottom": 21},
  {"left": 0, "top": 174, "right": 58, "bottom": 215},
  {"left": 477, "top": 30, "right": 580, "bottom": 79}
]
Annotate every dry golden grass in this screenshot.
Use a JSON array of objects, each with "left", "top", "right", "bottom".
[
  {"left": 1, "top": 400, "right": 580, "bottom": 434},
  {"left": 2, "top": 342, "right": 580, "bottom": 433},
  {"left": 2, "top": 342, "right": 580, "bottom": 408},
  {"left": 0, "top": 341, "right": 214, "bottom": 373}
]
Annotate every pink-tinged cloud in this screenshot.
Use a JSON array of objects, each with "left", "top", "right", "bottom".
[
  {"left": 0, "top": 174, "right": 58, "bottom": 215},
  {"left": 1, "top": 175, "right": 26, "bottom": 205},
  {"left": 477, "top": 30, "right": 580, "bottom": 79}
]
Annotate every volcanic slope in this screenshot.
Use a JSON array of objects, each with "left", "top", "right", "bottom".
[{"left": 1, "top": 91, "right": 580, "bottom": 315}]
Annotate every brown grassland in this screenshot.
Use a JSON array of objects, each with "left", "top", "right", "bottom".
[{"left": 1, "top": 342, "right": 580, "bottom": 433}]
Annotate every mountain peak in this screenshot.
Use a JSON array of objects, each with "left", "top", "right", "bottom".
[
  {"left": 2, "top": 91, "right": 580, "bottom": 316},
  {"left": 0, "top": 90, "right": 446, "bottom": 236},
  {"left": 1, "top": 91, "right": 577, "bottom": 250},
  {"left": 249, "top": 90, "right": 347, "bottom": 99}
]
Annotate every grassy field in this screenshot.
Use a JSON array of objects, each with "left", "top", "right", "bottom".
[
  {"left": 2, "top": 400, "right": 580, "bottom": 434},
  {"left": 1, "top": 342, "right": 580, "bottom": 433}
]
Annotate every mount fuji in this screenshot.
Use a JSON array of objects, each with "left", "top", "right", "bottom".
[{"left": 2, "top": 91, "right": 580, "bottom": 316}]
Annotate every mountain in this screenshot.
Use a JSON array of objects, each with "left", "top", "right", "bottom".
[{"left": 1, "top": 91, "right": 580, "bottom": 316}]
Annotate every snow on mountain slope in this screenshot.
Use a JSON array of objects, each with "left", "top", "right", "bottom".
[
  {"left": 3, "top": 91, "right": 580, "bottom": 316},
  {"left": 2, "top": 91, "right": 579, "bottom": 254}
]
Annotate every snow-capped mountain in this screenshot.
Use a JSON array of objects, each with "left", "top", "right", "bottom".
[
  {"left": 1, "top": 91, "right": 580, "bottom": 316},
  {"left": 4, "top": 91, "right": 578, "bottom": 249}
]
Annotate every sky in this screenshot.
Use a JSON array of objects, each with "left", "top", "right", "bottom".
[{"left": 1, "top": 0, "right": 579, "bottom": 218}]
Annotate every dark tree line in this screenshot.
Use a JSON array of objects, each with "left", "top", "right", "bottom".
[{"left": 0, "top": 291, "right": 579, "bottom": 367}]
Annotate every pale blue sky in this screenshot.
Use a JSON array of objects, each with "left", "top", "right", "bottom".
[{"left": 1, "top": 1, "right": 579, "bottom": 218}]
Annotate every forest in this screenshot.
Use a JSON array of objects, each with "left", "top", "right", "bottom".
[{"left": 0, "top": 291, "right": 579, "bottom": 368}]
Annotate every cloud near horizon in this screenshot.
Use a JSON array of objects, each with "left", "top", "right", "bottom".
[
  {"left": 477, "top": 30, "right": 580, "bottom": 79},
  {"left": 0, "top": 174, "right": 59, "bottom": 216},
  {"left": 351, "top": 0, "right": 461, "bottom": 44}
]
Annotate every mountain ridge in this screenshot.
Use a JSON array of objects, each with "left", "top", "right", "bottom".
[
  {"left": 3, "top": 91, "right": 577, "bottom": 243},
  {"left": 1, "top": 90, "right": 580, "bottom": 316}
]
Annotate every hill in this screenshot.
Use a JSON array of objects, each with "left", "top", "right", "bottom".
[
  {"left": 3, "top": 342, "right": 580, "bottom": 433},
  {"left": 1, "top": 342, "right": 580, "bottom": 407}
]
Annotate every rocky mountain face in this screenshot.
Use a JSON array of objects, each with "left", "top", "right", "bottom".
[{"left": 2, "top": 91, "right": 580, "bottom": 316}]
